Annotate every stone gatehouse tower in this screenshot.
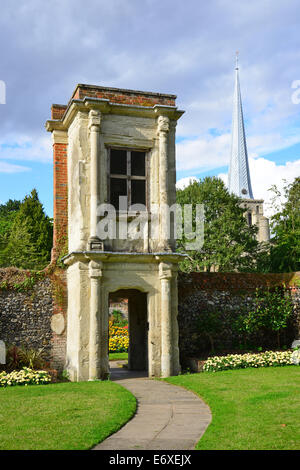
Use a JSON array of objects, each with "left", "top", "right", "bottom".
[{"left": 46, "top": 84, "right": 184, "bottom": 380}]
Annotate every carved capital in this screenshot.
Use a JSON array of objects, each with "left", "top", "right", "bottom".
[
  {"left": 157, "top": 115, "right": 170, "bottom": 134},
  {"left": 88, "top": 109, "right": 101, "bottom": 131},
  {"left": 159, "top": 262, "right": 173, "bottom": 280},
  {"left": 77, "top": 110, "right": 89, "bottom": 121},
  {"left": 89, "top": 260, "right": 103, "bottom": 279}
]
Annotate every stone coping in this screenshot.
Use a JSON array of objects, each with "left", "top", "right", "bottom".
[
  {"left": 72, "top": 83, "right": 177, "bottom": 100},
  {"left": 178, "top": 271, "right": 300, "bottom": 292}
]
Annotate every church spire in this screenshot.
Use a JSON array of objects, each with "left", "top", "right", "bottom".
[{"left": 228, "top": 53, "right": 254, "bottom": 199}]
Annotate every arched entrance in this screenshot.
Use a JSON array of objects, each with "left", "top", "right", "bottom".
[
  {"left": 109, "top": 289, "right": 148, "bottom": 371},
  {"left": 64, "top": 254, "right": 181, "bottom": 381}
]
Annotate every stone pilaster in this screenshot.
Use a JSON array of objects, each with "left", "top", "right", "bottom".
[
  {"left": 171, "top": 270, "right": 181, "bottom": 375},
  {"left": 88, "top": 110, "right": 103, "bottom": 250},
  {"left": 159, "top": 262, "right": 173, "bottom": 377},
  {"left": 88, "top": 260, "right": 108, "bottom": 380},
  {"left": 157, "top": 116, "right": 171, "bottom": 252}
]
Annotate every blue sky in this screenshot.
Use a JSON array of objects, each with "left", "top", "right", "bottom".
[{"left": 1, "top": 0, "right": 300, "bottom": 217}]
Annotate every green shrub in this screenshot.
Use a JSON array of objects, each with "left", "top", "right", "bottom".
[
  {"left": 240, "top": 288, "right": 293, "bottom": 348},
  {"left": 110, "top": 309, "right": 128, "bottom": 327},
  {"left": 6, "top": 345, "right": 47, "bottom": 371}
]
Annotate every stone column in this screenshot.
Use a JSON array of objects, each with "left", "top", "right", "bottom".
[
  {"left": 168, "top": 120, "right": 177, "bottom": 201},
  {"left": 88, "top": 260, "right": 106, "bottom": 380},
  {"left": 159, "top": 262, "right": 173, "bottom": 377},
  {"left": 171, "top": 270, "right": 181, "bottom": 375},
  {"left": 88, "top": 110, "right": 102, "bottom": 250},
  {"left": 157, "top": 116, "right": 171, "bottom": 252}
]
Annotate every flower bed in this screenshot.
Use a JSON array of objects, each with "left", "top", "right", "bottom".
[
  {"left": 0, "top": 367, "right": 51, "bottom": 387},
  {"left": 203, "top": 350, "right": 298, "bottom": 372},
  {"left": 109, "top": 321, "right": 129, "bottom": 353}
]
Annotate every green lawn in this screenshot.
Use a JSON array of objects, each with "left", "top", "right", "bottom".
[
  {"left": 166, "top": 366, "right": 300, "bottom": 450},
  {"left": 109, "top": 352, "right": 128, "bottom": 361},
  {"left": 0, "top": 381, "right": 136, "bottom": 450}
]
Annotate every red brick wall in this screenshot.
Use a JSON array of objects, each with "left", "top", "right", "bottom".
[
  {"left": 51, "top": 104, "right": 67, "bottom": 120},
  {"left": 52, "top": 142, "right": 68, "bottom": 262},
  {"left": 72, "top": 85, "right": 176, "bottom": 107},
  {"left": 50, "top": 270, "right": 67, "bottom": 371}
]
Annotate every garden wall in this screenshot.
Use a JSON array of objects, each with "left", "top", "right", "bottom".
[
  {"left": 1, "top": 267, "right": 300, "bottom": 373},
  {"left": 0, "top": 268, "right": 67, "bottom": 371},
  {"left": 177, "top": 272, "right": 300, "bottom": 362}
]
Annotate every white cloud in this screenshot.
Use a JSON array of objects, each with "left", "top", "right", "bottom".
[
  {"left": 176, "top": 129, "right": 300, "bottom": 174},
  {"left": 0, "top": 161, "right": 30, "bottom": 173},
  {"left": 1, "top": 0, "right": 300, "bottom": 205},
  {"left": 176, "top": 134, "right": 231, "bottom": 171},
  {"left": 0, "top": 134, "right": 52, "bottom": 163},
  {"left": 247, "top": 133, "right": 300, "bottom": 159},
  {"left": 176, "top": 176, "right": 198, "bottom": 189}
]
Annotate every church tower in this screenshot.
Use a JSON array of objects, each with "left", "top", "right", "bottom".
[{"left": 228, "top": 54, "right": 270, "bottom": 242}]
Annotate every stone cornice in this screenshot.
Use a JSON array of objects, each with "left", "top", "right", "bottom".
[
  {"left": 51, "top": 129, "right": 68, "bottom": 145},
  {"left": 63, "top": 251, "right": 186, "bottom": 267},
  {"left": 45, "top": 97, "right": 184, "bottom": 133}
]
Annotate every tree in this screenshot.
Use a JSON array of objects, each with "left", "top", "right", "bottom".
[
  {"left": 0, "top": 223, "right": 42, "bottom": 270},
  {"left": 0, "top": 189, "right": 53, "bottom": 270},
  {"left": 0, "top": 198, "right": 21, "bottom": 217},
  {"left": 269, "top": 177, "right": 300, "bottom": 272},
  {"left": 0, "top": 199, "right": 21, "bottom": 252},
  {"left": 176, "top": 177, "right": 260, "bottom": 272}
]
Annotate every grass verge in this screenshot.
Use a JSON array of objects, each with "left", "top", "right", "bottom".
[
  {"left": 109, "top": 352, "right": 128, "bottom": 361},
  {"left": 0, "top": 380, "right": 136, "bottom": 450},
  {"left": 166, "top": 366, "right": 300, "bottom": 450}
]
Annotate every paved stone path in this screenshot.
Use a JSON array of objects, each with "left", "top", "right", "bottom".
[{"left": 94, "top": 362, "right": 211, "bottom": 451}]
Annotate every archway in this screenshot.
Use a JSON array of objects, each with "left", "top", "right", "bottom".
[{"left": 109, "top": 289, "right": 148, "bottom": 371}]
